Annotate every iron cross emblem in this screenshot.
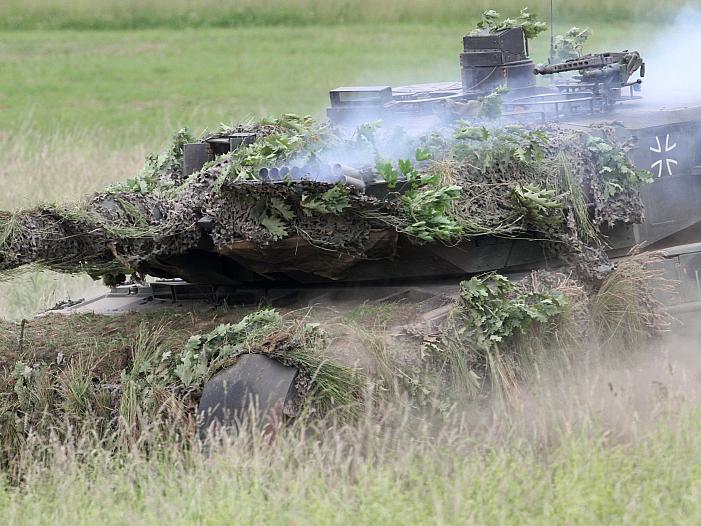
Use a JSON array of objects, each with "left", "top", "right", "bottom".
[{"left": 650, "top": 134, "right": 678, "bottom": 177}]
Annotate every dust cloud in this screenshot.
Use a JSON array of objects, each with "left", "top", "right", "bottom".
[
  {"left": 507, "top": 335, "right": 701, "bottom": 445},
  {"left": 639, "top": 4, "right": 701, "bottom": 108}
]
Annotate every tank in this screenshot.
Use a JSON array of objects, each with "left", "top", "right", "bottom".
[{"left": 35, "top": 26, "right": 701, "bottom": 432}]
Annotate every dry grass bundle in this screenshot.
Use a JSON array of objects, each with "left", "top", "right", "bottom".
[{"left": 592, "top": 254, "right": 671, "bottom": 351}]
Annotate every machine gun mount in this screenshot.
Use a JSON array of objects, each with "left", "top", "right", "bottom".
[{"left": 533, "top": 51, "right": 645, "bottom": 107}]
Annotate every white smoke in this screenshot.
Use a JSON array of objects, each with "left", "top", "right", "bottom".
[
  {"left": 639, "top": 4, "right": 701, "bottom": 107},
  {"left": 282, "top": 115, "right": 450, "bottom": 175}
]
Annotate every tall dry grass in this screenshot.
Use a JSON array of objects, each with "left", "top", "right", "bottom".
[
  {"left": 1, "top": 332, "right": 700, "bottom": 524},
  {"left": 0, "top": 126, "right": 146, "bottom": 210}
]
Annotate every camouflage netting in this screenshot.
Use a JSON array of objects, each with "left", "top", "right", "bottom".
[{"left": 0, "top": 114, "right": 652, "bottom": 284}]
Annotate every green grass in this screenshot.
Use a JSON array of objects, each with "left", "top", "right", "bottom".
[
  {"left": 0, "top": 298, "right": 699, "bottom": 524},
  {"left": 0, "top": 26, "right": 460, "bottom": 142},
  {"left": 0, "top": 0, "right": 687, "bottom": 30},
  {"left": 1, "top": 400, "right": 700, "bottom": 524}
]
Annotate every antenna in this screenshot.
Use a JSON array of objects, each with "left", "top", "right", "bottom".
[{"left": 549, "top": 0, "right": 555, "bottom": 63}]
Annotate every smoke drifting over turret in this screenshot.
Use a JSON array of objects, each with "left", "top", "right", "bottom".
[{"left": 639, "top": 4, "right": 701, "bottom": 107}]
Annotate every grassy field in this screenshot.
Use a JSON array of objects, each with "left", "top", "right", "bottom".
[
  {"left": 2, "top": 1, "right": 701, "bottom": 523},
  {"left": 2, "top": 408, "right": 701, "bottom": 525},
  {"left": 0, "top": 0, "right": 688, "bottom": 30},
  {"left": 0, "top": 26, "right": 461, "bottom": 144}
]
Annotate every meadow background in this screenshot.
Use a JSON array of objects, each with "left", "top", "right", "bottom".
[{"left": 2, "top": 1, "right": 701, "bottom": 523}]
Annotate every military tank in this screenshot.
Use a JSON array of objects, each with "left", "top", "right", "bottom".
[{"left": 20, "top": 25, "right": 701, "bottom": 432}]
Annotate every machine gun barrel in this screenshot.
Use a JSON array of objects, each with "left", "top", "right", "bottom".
[{"left": 534, "top": 52, "right": 623, "bottom": 75}]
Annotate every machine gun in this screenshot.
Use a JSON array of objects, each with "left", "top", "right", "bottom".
[
  {"left": 534, "top": 51, "right": 645, "bottom": 107},
  {"left": 535, "top": 51, "right": 645, "bottom": 85}
]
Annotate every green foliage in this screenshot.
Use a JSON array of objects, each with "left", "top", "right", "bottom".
[
  {"left": 110, "top": 128, "right": 195, "bottom": 195},
  {"left": 207, "top": 115, "right": 335, "bottom": 241},
  {"left": 454, "top": 125, "right": 490, "bottom": 142},
  {"left": 355, "top": 120, "right": 382, "bottom": 146},
  {"left": 0, "top": 307, "right": 367, "bottom": 470},
  {"left": 402, "top": 185, "right": 463, "bottom": 241},
  {"left": 553, "top": 27, "right": 591, "bottom": 61},
  {"left": 237, "top": 134, "right": 302, "bottom": 175},
  {"left": 511, "top": 184, "right": 564, "bottom": 230},
  {"left": 376, "top": 159, "right": 399, "bottom": 188},
  {"left": 435, "top": 272, "right": 570, "bottom": 401},
  {"left": 515, "top": 7, "right": 549, "bottom": 39},
  {"left": 257, "top": 196, "right": 295, "bottom": 240},
  {"left": 268, "top": 197, "right": 295, "bottom": 221},
  {"left": 170, "top": 309, "right": 363, "bottom": 414},
  {"left": 257, "top": 184, "right": 351, "bottom": 239},
  {"left": 452, "top": 125, "right": 548, "bottom": 171},
  {"left": 300, "top": 185, "right": 350, "bottom": 216},
  {"left": 210, "top": 115, "right": 321, "bottom": 187},
  {"left": 587, "top": 136, "right": 653, "bottom": 198},
  {"left": 377, "top": 152, "right": 438, "bottom": 188},
  {"left": 0, "top": 107, "right": 650, "bottom": 290},
  {"left": 366, "top": 123, "right": 639, "bottom": 265},
  {"left": 259, "top": 213, "right": 289, "bottom": 240},
  {"left": 172, "top": 309, "right": 282, "bottom": 388},
  {"left": 476, "top": 9, "right": 502, "bottom": 31},
  {"left": 474, "top": 7, "right": 548, "bottom": 39},
  {"left": 385, "top": 157, "right": 463, "bottom": 241},
  {"left": 478, "top": 85, "right": 510, "bottom": 121},
  {"left": 454, "top": 273, "right": 567, "bottom": 354},
  {"left": 414, "top": 147, "right": 432, "bottom": 162}
]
